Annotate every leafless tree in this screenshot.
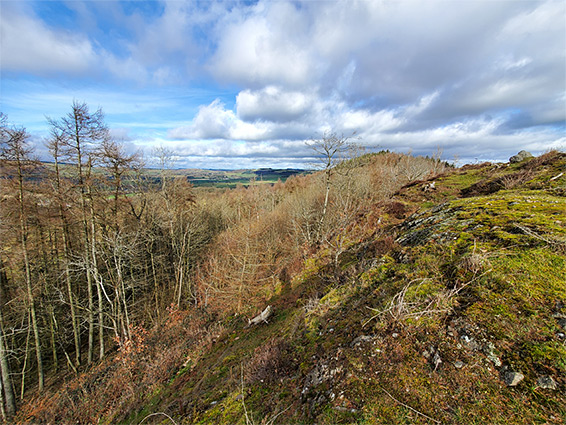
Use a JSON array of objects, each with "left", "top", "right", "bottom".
[
  {"left": 47, "top": 101, "right": 110, "bottom": 363},
  {"left": 306, "top": 132, "right": 361, "bottom": 243},
  {"left": 0, "top": 121, "right": 44, "bottom": 392}
]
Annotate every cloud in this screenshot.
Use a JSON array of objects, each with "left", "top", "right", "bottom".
[
  {"left": 236, "top": 86, "right": 314, "bottom": 122},
  {"left": 0, "top": 2, "right": 181, "bottom": 84},
  {"left": 168, "top": 97, "right": 317, "bottom": 142},
  {"left": 0, "top": 3, "right": 96, "bottom": 74},
  {"left": 207, "top": 1, "right": 564, "bottom": 120},
  {"left": 169, "top": 89, "right": 452, "bottom": 146},
  {"left": 3, "top": 0, "right": 564, "bottom": 169},
  {"left": 169, "top": 100, "right": 246, "bottom": 140},
  {"left": 163, "top": 87, "right": 564, "bottom": 168},
  {"left": 209, "top": 2, "right": 316, "bottom": 88},
  {"left": 108, "top": 127, "right": 133, "bottom": 142}
]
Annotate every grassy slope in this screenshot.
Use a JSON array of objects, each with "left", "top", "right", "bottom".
[{"left": 18, "top": 153, "right": 566, "bottom": 424}]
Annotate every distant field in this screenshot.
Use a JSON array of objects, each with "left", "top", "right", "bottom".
[
  {"left": 40, "top": 163, "right": 310, "bottom": 189},
  {"left": 139, "top": 167, "right": 309, "bottom": 188}
]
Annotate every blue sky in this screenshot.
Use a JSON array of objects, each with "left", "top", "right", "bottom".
[{"left": 1, "top": 0, "right": 565, "bottom": 169}]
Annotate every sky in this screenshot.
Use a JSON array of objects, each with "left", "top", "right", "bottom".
[{"left": 1, "top": 0, "right": 565, "bottom": 169}]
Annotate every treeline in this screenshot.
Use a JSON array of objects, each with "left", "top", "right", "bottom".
[{"left": 0, "top": 102, "right": 447, "bottom": 420}]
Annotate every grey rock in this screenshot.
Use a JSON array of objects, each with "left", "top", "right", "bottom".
[
  {"left": 248, "top": 305, "right": 273, "bottom": 326},
  {"left": 502, "top": 371, "right": 524, "bottom": 386},
  {"left": 460, "top": 334, "right": 480, "bottom": 351},
  {"left": 351, "top": 335, "right": 376, "bottom": 347},
  {"left": 302, "top": 362, "right": 343, "bottom": 395},
  {"left": 537, "top": 376, "right": 557, "bottom": 390},
  {"left": 484, "top": 342, "right": 502, "bottom": 367},
  {"left": 423, "top": 346, "right": 442, "bottom": 370},
  {"left": 453, "top": 360, "right": 465, "bottom": 369},
  {"left": 432, "top": 352, "right": 442, "bottom": 370},
  {"left": 509, "top": 150, "right": 534, "bottom": 163},
  {"left": 333, "top": 406, "right": 359, "bottom": 414}
]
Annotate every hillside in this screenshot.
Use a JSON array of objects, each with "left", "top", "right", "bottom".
[{"left": 12, "top": 151, "right": 566, "bottom": 424}]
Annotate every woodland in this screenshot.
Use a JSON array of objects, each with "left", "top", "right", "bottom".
[{"left": 0, "top": 102, "right": 564, "bottom": 424}]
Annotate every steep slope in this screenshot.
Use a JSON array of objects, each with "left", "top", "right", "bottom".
[{"left": 16, "top": 152, "right": 566, "bottom": 424}]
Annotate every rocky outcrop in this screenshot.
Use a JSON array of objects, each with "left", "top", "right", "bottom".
[{"left": 509, "top": 150, "right": 533, "bottom": 163}]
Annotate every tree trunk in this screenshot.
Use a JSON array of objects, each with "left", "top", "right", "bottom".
[
  {"left": 16, "top": 161, "right": 43, "bottom": 392},
  {"left": 89, "top": 205, "right": 104, "bottom": 360},
  {"left": 47, "top": 305, "right": 58, "bottom": 372},
  {"left": 0, "top": 327, "right": 14, "bottom": 418},
  {"left": 53, "top": 152, "right": 81, "bottom": 366},
  {"left": 62, "top": 228, "right": 81, "bottom": 367},
  {"left": 20, "top": 313, "right": 30, "bottom": 400},
  {"left": 0, "top": 256, "right": 16, "bottom": 418},
  {"left": 318, "top": 169, "right": 331, "bottom": 241}
]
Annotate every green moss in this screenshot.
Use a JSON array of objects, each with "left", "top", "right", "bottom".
[
  {"left": 222, "top": 354, "right": 238, "bottom": 364},
  {"left": 523, "top": 341, "right": 566, "bottom": 371},
  {"left": 493, "top": 249, "right": 566, "bottom": 301}
]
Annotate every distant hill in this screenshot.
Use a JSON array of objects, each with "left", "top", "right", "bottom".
[{"left": 35, "top": 163, "right": 310, "bottom": 188}]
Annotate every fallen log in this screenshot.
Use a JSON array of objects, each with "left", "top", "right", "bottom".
[{"left": 248, "top": 305, "right": 273, "bottom": 326}]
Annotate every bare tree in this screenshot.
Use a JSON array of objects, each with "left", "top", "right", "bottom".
[
  {"left": 46, "top": 129, "right": 82, "bottom": 367},
  {"left": 99, "top": 138, "right": 142, "bottom": 231},
  {"left": 48, "top": 101, "right": 110, "bottom": 363},
  {"left": 306, "top": 132, "right": 360, "bottom": 242},
  {"left": 0, "top": 122, "right": 44, "bottom": 391}
]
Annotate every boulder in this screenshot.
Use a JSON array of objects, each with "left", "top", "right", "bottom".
[{"left": 509, "top": 150, "right": 533, "bottom": 163}]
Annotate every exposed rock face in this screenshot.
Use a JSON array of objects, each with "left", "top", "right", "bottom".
[
  {"left": 302, "top": 362, "right": 343, "bottom": 395},
  {"left": 509, "top": 150, "right": 533, "bottom": 163}
]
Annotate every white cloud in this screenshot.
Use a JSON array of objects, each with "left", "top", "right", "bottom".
[
  {"left": 209, "top": 0, "right": 563, "bottom": 118},
  {"left": 100, "top": 53, "right": 149, "bottom": 83},
  {"left": 169, "top": 99, "right": 272, "bottom": 141},
  {"left": 0, "top": 3, "right": 157, "bottom": 83},
  {"left": 108, "top": 127, "right": 133, "bottom": 142},
  {"left": 168, "top": 89, "right": 465, "bottom": 149},
  {"left": 3, "top": 0, "right": 564, "bottom": 169},
  {"left": 187, "top": 99, "right": 234, "bottom": 139},
  {"left": 209, "top": 2, "right": 316, "bottom": 87},
  {"left": 0, "top": 4, "right": 96, "bottom": 74},
  {"left": 236, "top": 86, "right": 314, "bottom": 122}
]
